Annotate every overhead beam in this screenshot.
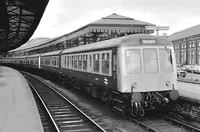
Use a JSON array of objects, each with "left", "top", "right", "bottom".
[{"left": 145, "top": 26, "right": 169, "bottom": 36}]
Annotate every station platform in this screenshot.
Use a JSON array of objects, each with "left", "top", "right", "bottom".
[
  {"left": 0, "top": 66, "right": 43, "bottom": 132},
  {"left": 177, "top": 80, "right": 200, "bottom": 103}
]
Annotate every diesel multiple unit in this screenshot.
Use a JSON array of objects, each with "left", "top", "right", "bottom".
[{"left": 0, "top": 34, "right": 179, "bottom": 116}]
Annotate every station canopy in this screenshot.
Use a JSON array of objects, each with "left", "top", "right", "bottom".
[
  {"left": 0, "top": 0, "right": 49, "bottom": 53},
  {"left": 64, "top": 13, "right": 155, "bottom": 47},
  {"left": 9, "top": 13, "right": 156, "bottom": 56}
]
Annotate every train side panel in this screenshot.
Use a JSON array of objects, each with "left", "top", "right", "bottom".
[{"left": 60, "top": 48, "right": 118, "bottom": 90}]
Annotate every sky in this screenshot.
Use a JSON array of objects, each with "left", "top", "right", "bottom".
[{"left": 31, "top": 0, "right": 200, "bottom": 39}]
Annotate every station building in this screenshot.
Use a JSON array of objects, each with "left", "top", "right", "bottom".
[{"left": 168, "top": 24, "right": 200, "bottom": 65}]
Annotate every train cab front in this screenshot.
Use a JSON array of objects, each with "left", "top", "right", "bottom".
[{"left": 118, "top": 43, "right": 179, "bottom": 116}]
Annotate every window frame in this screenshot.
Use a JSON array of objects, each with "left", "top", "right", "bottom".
[
  {"left": 125, "top": 49, "right": 142, "bottom": 74},
  {"left": 143, "top": 48, "right": 159, "bottom": 73},
  {"left": 60, "top": 50, "right": 112, "bottom": 76}
]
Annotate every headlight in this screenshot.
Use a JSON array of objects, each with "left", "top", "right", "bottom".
[{"left": 166, "top": 81, "right": 171, "bottom": 86}]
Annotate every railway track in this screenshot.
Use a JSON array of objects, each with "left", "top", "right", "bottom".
[
  {"left": 31, "top": 85, "right": 57, "bottom": 132},
  {"left": 23, "top": 71, "right": 200, "bottom": 132},
  {"left": 129, "top": 114, "right": 200, "bottom": 132},
  {"left": 23, "top": 72, "right": 110, "bottom": 132}
]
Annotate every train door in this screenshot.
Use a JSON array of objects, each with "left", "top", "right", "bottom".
[{"left": 112, "top": 48, "right": 118, "bottom": 88}]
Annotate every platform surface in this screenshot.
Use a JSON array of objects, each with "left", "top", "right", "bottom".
[
  {"left": 0, "top": 66, "right": 43, "bottom": 132},
  {"left": 177, "top": 80, "right": 200, "bottom": 102}
]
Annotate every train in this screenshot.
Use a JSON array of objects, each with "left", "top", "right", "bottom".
[{"left": 0, "top": 34, "right": 179, "bottom": 116}]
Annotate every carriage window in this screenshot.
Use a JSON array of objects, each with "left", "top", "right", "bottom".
[
  {"left": 49, "top": 58, "right": 51, "bottom": 65},
  {"left": 71, "top": 56, "right": 74, "bottom": 69},
  {"left": 143, "top": 49, "right": 158, "bottom": 73},
  {"left": 125, "top": 49, "right": 141, "bottom": 73},
  {"left": 52, "top": 57, "right": 55, "bottom": 66},
  {"left": 51, "top": 58, "right": 53, "bottom": 66},
  {"left": 83, "top": 55, "right": 87, "bottom": 71},
  {"left": 74, "top": 55, "right": 77, "bottom": 69},
  {"left": 61, "top": 56, "right": 64, "bottom": 67},
  {"left": 88, "top": 55, "right": 92, "bottom": 72},
  {"left": 55, "top": 57, "right": 57, "bottom": 66},
  {"left": 78, "top": 55, "right": 82, "bottom": 70},
  {"left": 54, "top": 57, "right": 58, "bottom": 66},
  {"left": 69, "top": 56, "right": 72, "bottom": 68},
  {"left": 159, "top": 49, "right": 173, "bottom": 73},
  {"left": 102, "top": 53, "right": 110, "bottom": 74},
  {"left": 64, "top": 56, "right": 67, "bottom": 67},
  {"left": 45, "top": 57, "right": 50, "bottom": 65},
  {"left": 93, "top": 54, "right": 99, "bottom": 73},
  {"left": 53, "top": 57, "right": 55, "bottom": 66},
  {"left": 57, "top": 57, "right": 59, "bottom": 67},
  {"left": 67, "top": 56, "right": 69, "bottom": 68},
  {"left": 54, "top": 57, "right": 56, "bottom": 66},
  {"left": 41, "top": 59, "right": 43, "bottom": 65}
]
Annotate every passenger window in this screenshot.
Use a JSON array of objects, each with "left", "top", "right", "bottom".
[
  {"left": 69, "top": 56, "right": 71, "bottom": 68},
  {"left": 83, "top": 55, "right": 87, "bottom": 71},
  {"left": 55, "top": 57, "right": 57, "bottom": 66},
  {"left": 57, "top": 57, "right": 59, "bottom": 67},
  {"left": 65, "top": 56, "right": 67, "bottom": 67},
  {"left": 78, "top": 55, "right": 82, "bottom": 70},
  {"left": 74, "top": 55, "right": 77, "bottom": 69},
  {"left": 159, "top": 49, "right": 173, "bottom": 73},
  {"left": 102, "top": 53, "right": 110, "bottom": 74},
  {"left": 143, "top": 49, "right": 158, "bottom": 73},
  {"left": 53, "top": 57, "right": 55, "bottom": 66},
  {"left": 51, "top": 58, "right": 53, "bottom": 66},
  {"left": 61, "top": 56, "right": 64, "bottom": 67},
  {"left": 93, "top": 54, "right": 99, "bottom": 73},
  {"left": 48, "top": 58, "right": 50, "bottom": 65},
  {"left": 67, "top": 56, "right": 69, "bottom": 68},
  {"left": 71, "top": 56, "right": 74, "bottom": 69},
  {"left": 87, "top": 55, "right": 92, "bottom": 72},
  {"left": 68, "top": 56, "right": 71, "bottom": 68},
  {"left": 52, "top": 57, "right": 55, "bottom": 66},
  {"left": 125, "top": 49, "right": 141, "bottom": 74}
]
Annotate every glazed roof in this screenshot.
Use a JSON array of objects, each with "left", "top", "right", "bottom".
[{"left": 0, "top": 0, "right": 49, "bottom": 52}]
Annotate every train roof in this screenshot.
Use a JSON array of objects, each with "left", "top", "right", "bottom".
[
  {"left": 41, "top": 50, "right": 63, "bottom": 57},
  {"left": 61, "top": 34, "right": 172, "bottom": 54},
  {"left": 8, "top": 56, "right": 27, "bottom": 59},
  {"left": 28, "top": 53, "right": 42, "bottom": 58}
]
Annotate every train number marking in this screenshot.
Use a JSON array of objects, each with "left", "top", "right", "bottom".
[{"left": 104, "top": 77, "right": 108, "bottom": 86}]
